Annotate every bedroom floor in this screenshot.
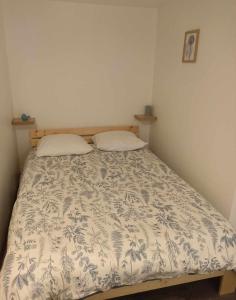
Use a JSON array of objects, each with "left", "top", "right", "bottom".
[{"left": 114, "top": 278, "right": 236, "bottom": 300}]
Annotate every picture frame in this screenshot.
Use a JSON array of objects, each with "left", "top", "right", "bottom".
[{"left": 182, "top": 29, "right": 200, "bottom": 63}]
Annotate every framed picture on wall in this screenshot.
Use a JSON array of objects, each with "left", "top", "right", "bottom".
[{"left": 182, "top": 29, "right": 200, "bottom": 63}]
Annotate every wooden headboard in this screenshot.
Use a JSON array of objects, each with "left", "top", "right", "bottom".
[{"left": 30, "top": 125, "right": 139, "bottom": 147}]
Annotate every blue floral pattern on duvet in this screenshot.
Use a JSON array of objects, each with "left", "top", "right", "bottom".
[{"left": 0, "top": 147, "right": 236, "bottom": 299}]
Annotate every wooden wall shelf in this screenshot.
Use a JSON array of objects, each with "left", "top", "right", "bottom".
[
  {"left": 134, "top": 114, "right": 157, "bottom": 123},
  {"left": 12, "top": 118, "right": 36, "bottom": 126}
]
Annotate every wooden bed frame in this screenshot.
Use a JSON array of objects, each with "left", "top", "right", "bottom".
[
  {"left": 30, "top": 126, "right": 236, "bottom": 298},
  {"left": 85, "top": 271, "right": 236, "bottom": 299},
  {"left": 30, "top": 125, "right": 139, "bottom": 147}
]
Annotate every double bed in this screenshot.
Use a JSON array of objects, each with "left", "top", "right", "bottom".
[{"left": 0, "top": 126, "right": 236, "bottom": 300}]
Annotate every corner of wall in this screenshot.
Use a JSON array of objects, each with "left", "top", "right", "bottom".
[{"left": 0, "top": 0, "right": 19, "bottom": 260}]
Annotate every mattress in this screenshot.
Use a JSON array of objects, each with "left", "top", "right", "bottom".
[{"left": 0, "top": 147, "right": 236, "bottom": 299}]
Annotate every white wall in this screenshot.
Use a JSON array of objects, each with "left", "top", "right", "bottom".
[
  {"left": 2, "top": 0, "right": 235, "bottom": 226},
  {"left": 3, "top": 0, "right": 158, "bottom": 167},
  {"left": 230, "top": 193, "right": 236, "bottom": 229},
  {"left": 0, "top": 0, "right": 18, "bottom": 258},
  {"left": 53, "top": 0, "right": 162, "bottom": 7},
  {"left": 150, "top": 0, "right": 236, "bottom": 220}
]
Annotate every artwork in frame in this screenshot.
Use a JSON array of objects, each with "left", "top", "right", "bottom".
[{"left": 182, "top": 29, "right": 200, "bottom": 63}]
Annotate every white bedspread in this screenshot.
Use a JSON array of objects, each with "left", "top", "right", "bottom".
[{"left": 0, "top": 148, "right": 236, "bottom": 299}]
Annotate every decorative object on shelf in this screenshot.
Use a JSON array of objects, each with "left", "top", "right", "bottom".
[
  {"left": 182, "top": 29, "right": 200, "bottom": 63},
  {"left": 134, "top": 114, "right": 157, "bottom": 123},
  {"left": 20, "top": 113, "right": 30, "bottom": 122},
  {"left": 145, "top": 105, "right": 153, "bottom": 116},
  {"left": 12, "top": 117, "right": 36, "bottom": 126},
  {"left": 135, "top": 105, "right": 157, "bottom": 123}
]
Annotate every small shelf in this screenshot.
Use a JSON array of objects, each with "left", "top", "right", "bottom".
[
  {"left": 12, "top": 118, "right": 36, "bottom": 126},
  {"left": 134, "top": 114, "right": 157, "bottom": 123}
]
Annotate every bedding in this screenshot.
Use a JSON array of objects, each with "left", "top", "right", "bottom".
[
  {"left": 36, "top": 134, "right": 93, "bottom": 157},
  {"left": 92, "top": 130, "right": 147, "bottom": 151},
  {"left": 0, "top": 147, "right": 236, "bottom": 300}
]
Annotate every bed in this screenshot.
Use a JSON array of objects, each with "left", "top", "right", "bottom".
[{"left": 0, "top": 126, "right": 236, "bottom": 300}]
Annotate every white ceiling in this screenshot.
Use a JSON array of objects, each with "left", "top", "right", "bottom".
[{"left": 52, "top": 0, "right": 165, "bottom": 8}]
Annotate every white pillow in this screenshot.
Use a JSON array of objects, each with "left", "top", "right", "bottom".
[
  {"left": 92, "top": 131, "right": 147, "bottom": 151},
  {"left": 36, "top": 134, "right": 93, "bottom": 157}
]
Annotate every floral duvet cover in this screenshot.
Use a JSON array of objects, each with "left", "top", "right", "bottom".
[{"left": 0, "top": 147, "right": 236, "bottom": 300}]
